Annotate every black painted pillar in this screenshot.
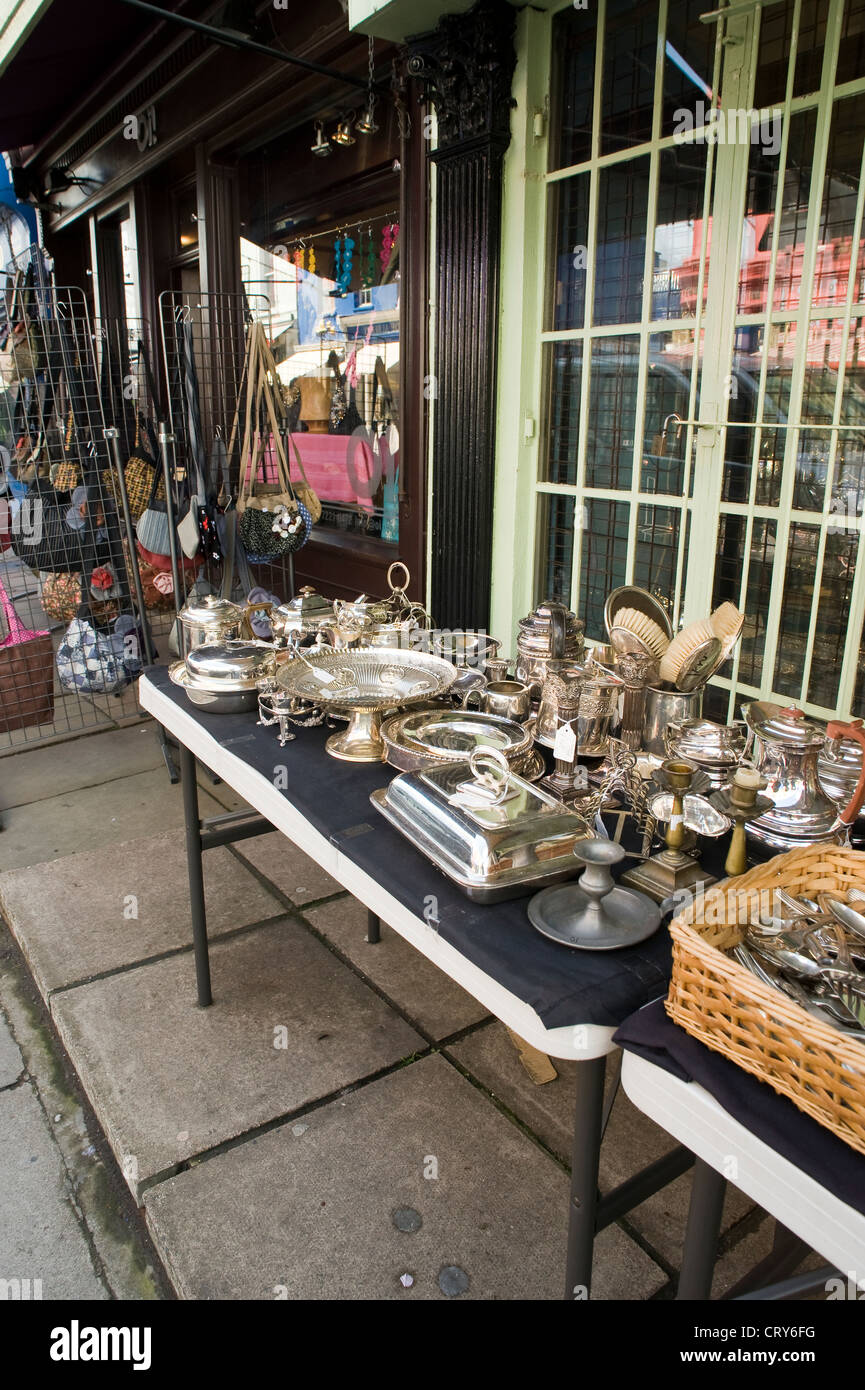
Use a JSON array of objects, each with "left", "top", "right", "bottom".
[{"left": 409, "top": 0, "right": 516, "bottom": 629}]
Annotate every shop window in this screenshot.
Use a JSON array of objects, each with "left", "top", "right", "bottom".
[{"left": 241, "top": 213, "right": 400, "bottom": 545}]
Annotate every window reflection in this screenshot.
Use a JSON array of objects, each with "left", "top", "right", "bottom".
[{"left": 241, "top": 224, "right": 400, "bottom": 544}]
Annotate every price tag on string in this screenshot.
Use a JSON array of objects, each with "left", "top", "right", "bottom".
[{"left": 553, "top": 719, "right": 577, "bottom": 763}]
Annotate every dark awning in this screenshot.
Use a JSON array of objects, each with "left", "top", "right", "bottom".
[{"left": 0, "top": 0, "right": 181, "bottom": 151}]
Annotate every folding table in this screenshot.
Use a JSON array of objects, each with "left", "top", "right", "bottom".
[
  {"left": 139, "top": 667, "right": 696, "bottom": 1298},
  {"left": 618, "top": 1001, "right": 865, "bottom": 1299}
]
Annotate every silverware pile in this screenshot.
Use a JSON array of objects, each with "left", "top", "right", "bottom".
[{"left": 732, "top": 887, "right": 865, "bottom": 1038}]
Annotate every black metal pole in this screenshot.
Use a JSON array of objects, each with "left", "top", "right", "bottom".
[
  {"left": 103, "top": 427, "right": 154, "bottom": 665},
  {"left": 179, "top": 742, "right": 213, "bottom": 1008},
  {"left": 677, "top": 1159, "right": 726, "bottom": 1300},
  {"left": 158, "top": 424, "right": 183, "bottom": 620},
  {"left": 564, "top": 1055, "right": 607, "bottom": 1300},
  {"left": 366, "top": 911, "right": 381, "bottom": 944}
]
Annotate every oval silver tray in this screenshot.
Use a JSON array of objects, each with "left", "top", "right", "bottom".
[
  {"left": 276, "top": 648, "right": 456, "bottom": 710},
  {"left": 380, "top": 708, "right": 533, "bottom": 771}
]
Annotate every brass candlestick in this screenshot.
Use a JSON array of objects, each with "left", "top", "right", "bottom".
[
  {"left": 620, "top": 758, "right": 710, "bottom": 902},
  {"left": 710, "top": 772, "right": 772, "bottom": 877}
]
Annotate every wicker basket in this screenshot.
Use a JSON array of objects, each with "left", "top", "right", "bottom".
[{"left": 666, "top": 843, "right": 865, "bottom": 1154}]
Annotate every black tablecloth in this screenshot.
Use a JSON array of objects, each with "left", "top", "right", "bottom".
[
  {"left": 147, "top": 666, "right": 733, "bottom": 1030},
  {"left": 614, "top": 1000, "right": 865, "bottom": 1217}
]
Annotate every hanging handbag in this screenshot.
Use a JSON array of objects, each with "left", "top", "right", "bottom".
[
  {"left": 285, "top": 428, "right": 322, "bottom": 525},
  {"left": 56, "top": 606, "right": 143, "bottom": 696},
  {"left": 235, "top": 322, "right": 311, "bottom": 561},
  {"left": 12, "top": 478, "right": 116, "bottom": 576},
  {"left": 134, "top": 453, "right": 199, "bottom": 575},
  {"left": 0, "top": 574, "right": 55, "bottom": 731},
  {"left": 103, "top": 414, "right": 163, "bottom": 522},
  {"left": 41, "top": 570, "right": 120, "bottom": 626}
]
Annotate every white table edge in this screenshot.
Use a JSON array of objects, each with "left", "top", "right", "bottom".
[
  {"left": 139, "top": 674, "right": 618, "bottom": 1061},
  {"left": 621, "top": 1049, "right": 865, "bottom": 1276}
]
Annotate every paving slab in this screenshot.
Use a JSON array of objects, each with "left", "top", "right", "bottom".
[
  {"left": 50, "top": 918, "right": 423, "bottom": 1198},
  {"left": 448, "top": 1021, "right": 756, "bottom": 1270},
  {"left": 305, "top": 896, "right": 489, "bottom": 1040},
  {"left": 0, "top": 1010, "right": 23, "bottom": 1088},
  {"left": 0, "top": 724, "right": 164, "bottom": 811},
  {"left": 0, "top": 1082, "right": 108, "bottom": 1300},
  {"left": 0, "top": 767, "right": 229, "bottom": 872},
  {"left": 144, "top": 1053, "right": 666, "bottom": 1300},
  {"left": 0, "top": 832, "right": 283, "bottom": 996},
  {"left": 231, "top": 829, "right": 341, "bottom": 905}
]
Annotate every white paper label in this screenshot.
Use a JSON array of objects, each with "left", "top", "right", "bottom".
[{"left": 554, "top": 721, "right": 577, "bottom": 762}]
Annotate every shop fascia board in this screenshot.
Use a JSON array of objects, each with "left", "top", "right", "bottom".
[
  {"left": 348, "top": 0, "right": 547, "bottom": 42},
  {"left": 0, "top": 0, "right": 53, "bottom": 77}
]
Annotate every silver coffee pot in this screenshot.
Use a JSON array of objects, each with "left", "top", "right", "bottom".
[{"left": 742, "top": 702, "right": 865, "bottom": 850}]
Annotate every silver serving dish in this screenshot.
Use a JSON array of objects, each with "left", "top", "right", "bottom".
[
  {"left": 185, "top": 639, "right": 280, "bottom": 690},
  {"left": 169, "top": 661, "right": 259, "bottom": 714},
  {"left": 648, "top": 791, "right": 731, "bottom": 837},
  {"left": 275, "top": 648, "right": 457, "bottom": 762},
  {"left": 370, "top": 747, "right": 590, "bottom": 902},
  {"left": 380, "top": 708, "right": 533, "bottom": 772},
  {"left": 430, "top": 629, "right": 502, "bottom": 668}
]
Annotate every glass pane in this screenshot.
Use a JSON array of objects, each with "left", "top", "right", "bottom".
[
  {"left": 550, "top": 3, "right": 596, "bottom": 170},
  {"left": 586, "top": 335, "right": 640, "bottom": 489},
  {"left": 834, "top": 318, "right": 865, "bottom": 518},
  {"left": 600, "top": 0, "right": 659, "bottom": 156},
  {"left": 642, "top": 329, "right": 695, "bottom": 494},
  {"left": 772, "top": 110, "right": 819, "bottom": 313},
  {"left": 807, "top": 529, "right": 858, "bottom": 708},
  {"left": 578, "top": 498, "right": 629, "bottom": 641},
  {"left": 241, "top": 225, "right": 401, "bottom": 544},
  {"left": 754, "top": 0, "right": 794, "bottom": 107},
  {"left": 813, "top": 95, "right": 865, "bottom": 310},
  {"left": 594, "top": 157, "right": 650, "bottom": 325},
  {"left": 838, "top": 0, "right": 865, "bottom": 86},
  {"left": 634, "top": 504, "right": 680, "bottom": 608},
  {"left": 794, "top": 0, "right": 828, "bottom": 97},
  {"left": 736, "top": 110, "right": 819, "bottom": 317},
  {"left": 773, "top": 520, "right": 820, "bottom": 698},
  {"left": 713, "top": 515, "right": 777, "bottom": 689},
  {"left": 549, "top": 174, "right": 590, "bottom": 331},
  {"left": 719, "top": 321, "right": 798, "bottom": 508},
  {"left": 536, "top": 493, "right": 576, "bottom": 607},
  {"left": 543, "top": 342, "right": 583, "bottom": 486},
  {"left": 654, "top": 145, "right": 710, "bottom": 320},
  {"left": 662, "top": 0, "right": 718, "bottom": 140}
]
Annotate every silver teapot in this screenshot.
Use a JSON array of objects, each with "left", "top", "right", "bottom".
[
  {"left": 742, "top": 701, "right": 865, "bottom": 850},
  {"left": 536, "top": 660, "right": 621, "bottom": 756},
  {"left": 269, "top": 585, "right": 336, "bottom": 645},
  {"left": 515, "top": 599, "right": 585, "bottom": 695}
]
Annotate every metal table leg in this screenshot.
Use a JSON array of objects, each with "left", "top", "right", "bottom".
[
  {"left": 180, "top": 743, "right": 213, "bottom": 1007},
  {"left": 366, "top": 911, "right": 382, "bottom": 944},
  {"left": 676, "top": 1159, "right": 726, "bottom": 1300},
  {"left": 565, "top": 1054, "right": 607, "bottom": 1299}
]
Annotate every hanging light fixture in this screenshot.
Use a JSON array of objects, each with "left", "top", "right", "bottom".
[
  {"left": 310, "top": 121, "right": 331, "bottom": 157},
  {"left": 355, "top": 36, "right": 378, "bottom": 135},
  {"left": 332, "top": 116, "right": 356, "bottom": 147}
]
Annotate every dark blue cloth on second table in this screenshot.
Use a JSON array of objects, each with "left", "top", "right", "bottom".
[{"left": 614, "top": 999, "right": 865, "bottom": 1218}]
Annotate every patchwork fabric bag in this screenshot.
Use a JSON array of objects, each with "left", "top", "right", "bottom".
[{"left": 56, "top": 612, "right": 143, "bottom": 695}]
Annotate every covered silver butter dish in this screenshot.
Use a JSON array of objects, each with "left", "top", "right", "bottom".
[{"left": 370, "top": 747, "right": 590, "bottom": 902}]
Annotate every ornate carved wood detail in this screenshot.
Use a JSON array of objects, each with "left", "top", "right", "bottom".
[{"left": 405, "top": 0, "right": 516, "bottom": 152}]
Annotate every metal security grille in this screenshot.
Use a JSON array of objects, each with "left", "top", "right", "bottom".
[{"left": 510, "top": 0, "right": 865, "bottom": 724}]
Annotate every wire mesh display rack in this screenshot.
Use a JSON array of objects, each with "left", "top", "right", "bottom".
[{"left": 0, "top": 258, "right": 169, "bottom": 754}]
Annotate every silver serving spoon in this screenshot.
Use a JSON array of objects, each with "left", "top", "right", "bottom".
[{"left": 817, "top": 892, "right": 865, "bottom": 946}]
